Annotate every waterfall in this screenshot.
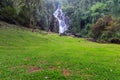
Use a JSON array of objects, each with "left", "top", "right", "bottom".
[{"left": 53, "top": 5, "right": 69, "bottom": 34}]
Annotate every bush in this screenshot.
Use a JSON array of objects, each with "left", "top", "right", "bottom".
[
  {"left": 91, "top": 15, "right": 120, "bottom": 44},
  {"left": 16, "top": 6, "right": 30, "bottom": 27},
  {"left": 0, "top": 6, "right": 17, "bottom": 24}
]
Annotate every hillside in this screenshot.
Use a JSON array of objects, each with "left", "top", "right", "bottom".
[{"left": 0, "top": 21, "right": 120, "bottom": 80}]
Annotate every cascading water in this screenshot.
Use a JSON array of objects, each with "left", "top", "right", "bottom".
[{"left": 53, "top": 5, "right": 69, "bottom": 35}]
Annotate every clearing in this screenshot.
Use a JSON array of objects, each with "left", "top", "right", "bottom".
[{"left": 0, "top": 21, "right": 120, "bottom": 80}]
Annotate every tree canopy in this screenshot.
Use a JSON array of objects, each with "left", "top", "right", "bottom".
[{"left": 0, "top": 0, "right": 120, "bottom": 43}]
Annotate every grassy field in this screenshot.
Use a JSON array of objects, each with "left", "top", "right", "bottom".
[{"left": 0, "top": 21, "right": 120, "bottom": 80}]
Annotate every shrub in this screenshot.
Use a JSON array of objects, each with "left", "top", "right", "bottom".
[
  {"left": 0, "top": 6, "right": 17, "bottom": 24},
  {"left": 91, "top": 15, "right": 120, "bottom": 44},
  {"left": 16, "top": 6, "right": 30, "bottom": 27}
]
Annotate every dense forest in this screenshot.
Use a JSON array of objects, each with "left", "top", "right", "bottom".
[{"left": 0, "top": 0, "right": 120, "bottom": 43}]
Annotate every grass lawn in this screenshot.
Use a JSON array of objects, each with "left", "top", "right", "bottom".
[{"left": 0, "top": 21, "right": 120, "bottom": 80}]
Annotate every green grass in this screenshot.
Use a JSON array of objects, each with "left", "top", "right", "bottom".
[{"left": 0, "top": 21, "right": 120, "bottom": 80}]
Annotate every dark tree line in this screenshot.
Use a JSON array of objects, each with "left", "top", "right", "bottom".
[{"left": 0, "top": 0, "right": 120, "bottom": 43}]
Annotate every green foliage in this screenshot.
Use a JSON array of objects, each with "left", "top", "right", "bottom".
[
  {"left": 16, "top": 6, "right": 30, "bottom": 27},
  {"left": 90, "top": 2, "right": 106, "bottom": 13},
  {"left": 0, "top": 0, "right": 17, "bottom": 23},
  {"left": 0, "top": 0, "right": 13, "bottom": 8},
  {"left": 62, "top": 1, "right": 108, "bottom": 37},
  {"left": 0, "top": 6, "right": 17, "bottom": 18},
  {"left": 110, "top": 0, "right": 120, "bottom": 17},
  {"left": 0, "top": 0, "right": 120, "bottom": 42},
  {"left": 62, "top": 0, "right": 120, "bottom": 40},
  {"left": 91, "top": 15, "right": 120, "bottom": 43},
  {"left": 63, "top": 5, "right": 74, "bottom": 16},
  {"left": 0, "top": 0, "right": 44, "bottom": 28}
]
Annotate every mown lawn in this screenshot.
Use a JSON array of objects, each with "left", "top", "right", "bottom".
[{"left": 0, "top": 22, "right": 120, "bottom": 80}]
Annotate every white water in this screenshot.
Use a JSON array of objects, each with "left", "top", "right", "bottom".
[{"left": 53, "top": 6, "right": 68, "bottom": 34}]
